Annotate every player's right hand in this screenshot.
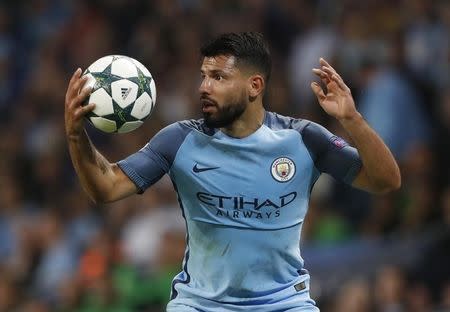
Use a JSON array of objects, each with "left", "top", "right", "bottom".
[{"left": 64, "top": 68, "right": 95, "bottom": 138}]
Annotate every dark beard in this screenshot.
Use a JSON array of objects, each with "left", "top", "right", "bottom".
[{"left": 203, "top": 99, "right": 247, "bottom": 128}]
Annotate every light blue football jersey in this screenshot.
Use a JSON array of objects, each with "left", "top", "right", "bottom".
[{"left": 118, "top": 111, "right": 362, "bottom": 312}]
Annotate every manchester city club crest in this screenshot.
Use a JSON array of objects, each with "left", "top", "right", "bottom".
[{"left": 271, "top": 157, "right": 296, "bottom": 182}]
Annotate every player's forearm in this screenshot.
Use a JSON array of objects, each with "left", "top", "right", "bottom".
[
  {"left": 339, "top": 112, "right": 401, "bottom": 193},
  {"left": 67, "top": 130, "right": 117, "bottom": 203}
]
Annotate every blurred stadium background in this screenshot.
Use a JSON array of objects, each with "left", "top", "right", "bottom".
[{"left": 0, "top": 0, "right": 449, "bottom": 311}]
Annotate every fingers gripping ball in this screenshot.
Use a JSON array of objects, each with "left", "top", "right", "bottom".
[{"left": 82, "top": 55, "right": 156, "bottom": 133}]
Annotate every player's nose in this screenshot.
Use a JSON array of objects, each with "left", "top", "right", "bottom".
[{"left": 199, "top": 76, "right": 212, "bottom": 94}]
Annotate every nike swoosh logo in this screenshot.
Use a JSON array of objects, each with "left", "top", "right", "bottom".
[{"left": 193, "top": 164, "right": 220, "bottom": 173}]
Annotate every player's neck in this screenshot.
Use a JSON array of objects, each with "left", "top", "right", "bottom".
[{"left": 220, "top": 104, "right": 265, "bottom": 139}]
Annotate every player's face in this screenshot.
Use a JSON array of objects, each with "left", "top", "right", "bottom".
[{"left": 199, "top": 55, "right": 249, "bottom": 128}]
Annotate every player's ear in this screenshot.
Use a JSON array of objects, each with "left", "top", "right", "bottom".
[{"left": 248, "top": 74, "right": 265, "bottom": 100}]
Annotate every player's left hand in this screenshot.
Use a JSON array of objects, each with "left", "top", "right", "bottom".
[{"left": 311, "top": 58, "right": 358, "bottom": 121}]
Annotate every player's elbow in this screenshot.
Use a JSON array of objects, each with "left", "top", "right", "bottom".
[
  {"left": 374, "top": 171, "right": 402, "bottom": 194},
  {"left": 392, "top": 171, "right": 402, "bottom": 191},
  {"left": 84, "top": 188, "right": 116, "bottom": 205},
  {"left": 86, "top": 192, "right": 107, "bottom": 205},
  {"left": 376, "top": 181, "right": 401, "bottom": 195},
  {"left": 388, "top": 166, "right": 402, "bottom": 191}
]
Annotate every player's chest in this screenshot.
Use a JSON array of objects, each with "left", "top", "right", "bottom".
[{"left": 170, "top": 137, "right": 316, "bottom": 196}]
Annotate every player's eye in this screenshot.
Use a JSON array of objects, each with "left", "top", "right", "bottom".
[{"left": 214, "top": 74, "right": 223, "bottom": 81}]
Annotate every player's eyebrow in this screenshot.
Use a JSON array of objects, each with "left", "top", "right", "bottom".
[{"left": 200, "top": 69, "right": 229, "bottom": 76}]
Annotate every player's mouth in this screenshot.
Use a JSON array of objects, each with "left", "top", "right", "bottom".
[{"left": 201, "top": 97, "right": 217, "bottom": 113}]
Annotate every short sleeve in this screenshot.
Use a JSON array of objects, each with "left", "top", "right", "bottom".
[
  {"left": 301, "top": 121, "right": 362, "bottom": 184},
  {"left": 117, "top": 122, "right": 193, "bottom": 193}
]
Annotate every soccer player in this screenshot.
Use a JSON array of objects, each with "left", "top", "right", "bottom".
[{"left": 65, "top": 32, "right": 401, "bottom": 311}]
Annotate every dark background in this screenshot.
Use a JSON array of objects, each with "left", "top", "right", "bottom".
[{"left": 0, "top": 0, "right": 449, "bottom": 311}]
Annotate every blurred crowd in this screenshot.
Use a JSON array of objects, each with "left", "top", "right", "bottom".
[{"left": 0, "top": 0, "right": 449, "bottom": 311}]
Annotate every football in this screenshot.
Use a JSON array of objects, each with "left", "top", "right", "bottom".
[{"left": 82, "top": 55, "right": 156, "bottom": 133}]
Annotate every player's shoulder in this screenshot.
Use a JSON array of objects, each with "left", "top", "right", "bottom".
[
  {"left": 177, "top": 118, "right": 216, "bottom": 136},
  {"left": 147, "top": 119, "right": 213, "bottom": 155},
  {"left": 264, "top": 111, "right": 313, "bottom": 133},
  {"left": 157, "top": 118, "right": 215, "bottom": 138}
]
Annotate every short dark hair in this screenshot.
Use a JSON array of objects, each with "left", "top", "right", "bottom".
[{"left": 200, "top": 32, "right": 272, "bottom": 84}]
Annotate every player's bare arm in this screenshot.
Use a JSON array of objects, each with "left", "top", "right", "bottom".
[
  {"left": 311, "top": 58, "right": 401, "bottom": 194},
  {"left": 65, "top": 68, "right": 137, "bottom": 203}
]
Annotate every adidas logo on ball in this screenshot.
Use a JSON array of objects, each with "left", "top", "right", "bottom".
[{"left": 121, "top": 87, "right": 131, "bottom": 100}]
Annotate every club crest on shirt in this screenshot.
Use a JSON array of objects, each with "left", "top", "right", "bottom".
[{"left": 271, "top": 157, "right": 296, "bottom": 182}]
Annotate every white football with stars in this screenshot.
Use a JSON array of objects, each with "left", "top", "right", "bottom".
[{"left": 82, "top": 55, "right": 156, "bottom": 133}]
